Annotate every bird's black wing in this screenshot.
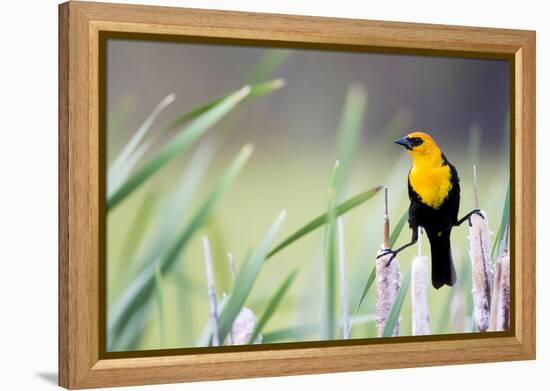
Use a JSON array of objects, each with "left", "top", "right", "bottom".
[
  {"left": 440, "top": 154, "right": 461, "bottom": 225},
  {"left": 407, "top": 169, "right": 423, "bottom": 230}
]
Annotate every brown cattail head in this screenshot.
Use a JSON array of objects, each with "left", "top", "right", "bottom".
[
  {"left": 376, "top": 248, "right": 401, "bottom": 337},
  {"left": 468, "top": 211, "right": 493, "bottom": 332},
  {"left": 411, "top": 255, "right": 431, "bottom": 335},
  {"left": 230, "top": 307, "right": 262, "bottom": 345}
]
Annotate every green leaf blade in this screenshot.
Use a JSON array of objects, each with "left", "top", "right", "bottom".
[
  {"left": 335, "top": 85, "right": 367, "bottom": 196},
  {"left": 348, "top": 209, "right": 408, "bottom": 335},
  {"left": 157, "top": 79, "right": 286, "bottom": 136},
  {"left": 159, "top": 144, "right": 254, "bottom": 276},
  {"left": 321, "top": 162, "right": 339, "bottom": 340},
  {"left": 492, "top": 181, "right": 510, "bottom": 257},
  {"left": 348, "top": 267, "right": 376, "bottom": 335},
  {"left": 107, "top": 86, "right": 251, "bottom": 210},
  {"left": 215, "top": 210, "right": 287, "bottom": 344},
  {"left": 261, "top": 324, "right": 318, "bottom": 343},
  {"left": 248, "top": 270, "right": 298, "bottom": 343},
  {"left": 108, "top": 94, "right": 176, "bottom": 192},
  {"left": 390, "top": 210, "right": 409, "bottom": 248},
  {"left": 154, "top": 265, "right": 166, "bottom": 346},
  {"left": 267, "top": 186, "right": 383, "bottom": 259},
  {"left": 382, "top": 267, "right": 412, "bottom": 337},
  {"left": 245, "top": 51, "right": 291, "bottom": 84},
  {"left": 108, "top": 145, "right": 253, "bottom": 349}
]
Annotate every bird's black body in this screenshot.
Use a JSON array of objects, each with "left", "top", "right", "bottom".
[
  {"left": 384, "top": 132, "right": 482, "bottom": 290},
  {"left": 407, "top": 154, "right": 460, "bottom": 289}
]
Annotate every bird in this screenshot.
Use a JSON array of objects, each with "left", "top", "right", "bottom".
[{"left": 378, "top": 131, "right": 482, "bottom": 289}]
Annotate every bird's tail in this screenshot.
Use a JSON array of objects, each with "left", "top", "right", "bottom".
[{"left": 427, "top": 230, "right": 457, "bottom": 289}]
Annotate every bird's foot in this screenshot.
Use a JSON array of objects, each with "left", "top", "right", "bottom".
[
  {"left": 467, "top": 208, "right": 484, "bottom": 227},
  {"left": 377, "top": 248, "right": 397, "bottom": 267},
  {"left": 457, "top": 208, "right": 485, "bottom": 227}
]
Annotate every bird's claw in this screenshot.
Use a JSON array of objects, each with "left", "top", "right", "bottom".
[
  {"left": 377, "top": 249, "right": 397, "bottom": 267},
  {"left": 376, "top": 249, "right": 392, "bottom": 259},
  {"left": 468, "top": 208, "right": 484, "bottom": 227}
]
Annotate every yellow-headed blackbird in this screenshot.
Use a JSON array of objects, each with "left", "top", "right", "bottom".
[{"left": 379, "top": 132, "right": 482, "bottom": 289}]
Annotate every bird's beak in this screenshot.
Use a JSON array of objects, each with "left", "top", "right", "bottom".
[{"left": 394, "top": 136, "right": 413, "bottom": 150}]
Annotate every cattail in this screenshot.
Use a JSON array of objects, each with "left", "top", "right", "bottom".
[
  {"left": 497, "top": 252, "right": 510, "bottom": 331},
  {"left": 489, "top": 260, "right": 502, "bottom": 331},
  {"left": 376, "top": 187, "right": 401, "bottom": 337},
  {"left": 230, "top": 307, "right": 262, "bottom": 345},
  {"left": 376, "top": 251, "right": 401, "bottom": 337},
  {"left": 202, "top": 236, "right": 220, "bottom": 346},
  {"left": 491, "top": 221, "right": 511, "bottom": 331},
  {"left": 411, "top": 228, "right": 430, "bottom": 335},
  {"left": 468, "top": 166, "right": 493, "bottom": 332}
]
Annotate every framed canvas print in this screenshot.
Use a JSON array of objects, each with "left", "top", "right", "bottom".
[{"left": 58, "top": 1, "right": 536, "bottom": 389}]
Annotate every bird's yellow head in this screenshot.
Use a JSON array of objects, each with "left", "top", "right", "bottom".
[{"left": 394, "top": 132, "right": 443, "bottom": 166}]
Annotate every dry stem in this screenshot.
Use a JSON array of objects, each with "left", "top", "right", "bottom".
[
  {"left": 227, "top": 253, "right": 237, "bottom": 282},
  {"left": 383, "top": 187, "right": 390, "bottom": 248},
  {"left": 202, "top": 236, "right": 220, "bottom": 346}
]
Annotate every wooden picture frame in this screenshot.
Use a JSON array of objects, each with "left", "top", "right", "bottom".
[{"left": 59, "top": 1, "right": 536, "bottom": 389}]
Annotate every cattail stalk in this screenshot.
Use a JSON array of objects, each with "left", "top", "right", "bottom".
[
  {"left": 468, "top": 166, "right": 493, "bottom": 332},
  {"left": 202, "top": 236, "right": 220, "bottom": 346},
  {"left": 337, "top": 217, "right": 350, "bottom": 339},
  {"left": 376, "top": 187, "right": 401, "bottom": 337},
  {"left": 411, "top": 228, "right": 430, "bottom": 335}
]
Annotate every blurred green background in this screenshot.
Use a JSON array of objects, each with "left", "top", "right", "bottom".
[{"left": 106, "top": 39, "right": 510, "bottom": 351}]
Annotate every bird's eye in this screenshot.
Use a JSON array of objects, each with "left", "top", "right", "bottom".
[{"left": 408, "top": 137, "right": 424, "bottom": 147}]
